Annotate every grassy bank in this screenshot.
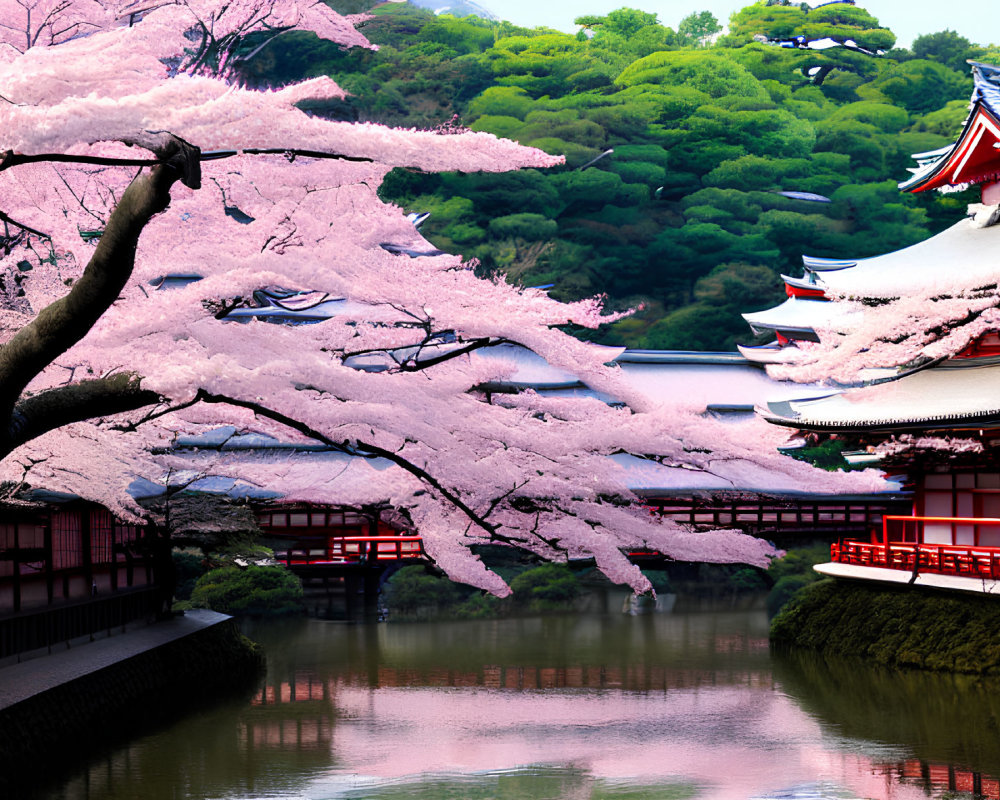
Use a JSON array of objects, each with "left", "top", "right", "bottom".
[{"left": 771, "top": 579, "right": 1000, "bottom": 674}]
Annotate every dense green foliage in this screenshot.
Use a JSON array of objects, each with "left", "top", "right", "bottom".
[
  {"left": 188, "top": 566, "right": 305, "bottom": 616},
  {"left": 247, "top": 3, "right": 994, "bottom": 350},
  {"left": 382, "top": 564, "right": 467, "bottom": 616},
  {"left": 771, "top": 580, "right": 1000, "bottom": 674},
  {"left": 508, "top": 564, "right": 581, "bottom": 611},
  {"left": 786, "top": 438, "right": 865, "bottom": 471},
  {"left": 172, "top": 550, "right": 205, "bottom": 601},
  {"left": 764, "top": 542, "right": 830, "bottom": 616},
  {"left": 383, "top": 563, "right": 583, "bottom": 619}
]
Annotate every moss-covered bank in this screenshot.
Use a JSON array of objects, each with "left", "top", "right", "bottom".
[
  {"left": 771, "top": 579, "right": 1000, "bottom": 674},
  {"left": 0, "top": 619, "right": 263, "bottom": 798}
]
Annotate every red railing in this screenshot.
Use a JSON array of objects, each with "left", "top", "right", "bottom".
[
  {"left": 832, "top": 538, "right": 1000, "bottom": 581},
  {"left": 276, "top": 536, "right": 425, "bottom": 566},
  {"left": 883, "top": 514, "right": 1000, "bottom": 546}
]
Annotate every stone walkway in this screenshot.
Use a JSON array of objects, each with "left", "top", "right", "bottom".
[{"left": 0, "top": 609, "right": 230, "bottom": 711}]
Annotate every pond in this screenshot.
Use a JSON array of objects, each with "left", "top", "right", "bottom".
[{"left": 41, "top": 602, "right": 1000, "bottom": 800}]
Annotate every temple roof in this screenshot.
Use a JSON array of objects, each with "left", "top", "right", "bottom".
[
  {"left": 743, "top": 203, "right": 1000, "bottom": 365},
  {"left": 614, "top": 350, "right": 745, "bottom": 365},
  {"left": 762, "top": 359, "right": 1000, "bottom": 432},
  {"left": 814, "top": 217, "right": 1000, "bottom": 298},
  {"left": 972, "top": 61, "right": 1000, "bottom": 117},
  {"left": 801, "top": 255, "right": 856, "bottom": 271},
  {"left": 900, "top": 62, "right": 1000, "bottom": 193},
  {"left": 613, "top": 358, "right": 826, "bottom": 409},
  {"left": 609, "top": 452, "right": 892, "bottom": 496},
  {"left": 477, "top": 343, "right": 828, "bottom": 409},
  {"left": 737, "top": 342, "right": 805, "bottom": 365},
  {"left": 781, "top": 274, "right": 823, "bottom": 291},
  {"left": 742, "top": 297, "right": 855, "bottom": 338}
]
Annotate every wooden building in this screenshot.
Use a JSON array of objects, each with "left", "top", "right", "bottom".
[
  {"left": 0, "top": 495, "right": 158, "bottom": 660},
  {"left": 745, "top": 61, "right": 1000, "bottom": 592},
  {"left": 257, "top": 506, "right": 424, "bottom": 566}
]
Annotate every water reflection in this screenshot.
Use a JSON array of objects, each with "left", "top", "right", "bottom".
[
  {"left": 40, "top": 611, "right": 1000, "bottom": 800},
  {"left": 330, "top": 765, "right": 699, "bottom": 799},
  {"left": 773, "top": 646, "right": 1000, "bottom": 796}
]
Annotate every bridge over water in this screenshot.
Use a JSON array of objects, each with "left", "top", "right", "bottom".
[{"left": 262, "top": 491, "right": 910, "bottom": 620}]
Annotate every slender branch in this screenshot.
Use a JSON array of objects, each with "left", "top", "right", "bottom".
[
  {"left": 0, "top": 208, "right": 49, "bottom": 240},
  {"left": 192, "top": 389, "right": 516, "bottom": 543},
  {"left": 109, "top": 393, "right": 206, "bottom": 433},
  {"left": 484, "top": 479, "right": 529, "bottom": 519},
  {"left": 399, "top": 338, "right": 502, "bottom": 372},
  {"left": 242, "top": 148, "right": 373, "bottom": 163},
  {"left": 342, "top": 337, "right": 506, "bottom": 369},
  {"left": 55, "top": 169, "right": 110, "bottom": 227},
  {"left": 1, "top": 148, "right": 373, "bottom": 176}
]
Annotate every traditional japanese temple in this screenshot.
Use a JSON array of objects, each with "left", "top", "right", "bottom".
[
  {"left": 746, "top": 61, "right": 1000, "bottom": 593},
  {"left": 0, "top": 494, "right": 159, "bottom": 660}
]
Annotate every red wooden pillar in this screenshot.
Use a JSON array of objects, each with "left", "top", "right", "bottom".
[{"left": 110, "top": 523, "right": 119, "bottom": 593}]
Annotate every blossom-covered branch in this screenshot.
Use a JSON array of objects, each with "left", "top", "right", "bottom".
[{"left": 0, "top": 0, "right": 887, "bottom": 594}]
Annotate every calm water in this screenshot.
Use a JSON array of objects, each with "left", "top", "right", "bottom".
[{"left": 42, "top": 603, "right": 1000, "bottom": 800}]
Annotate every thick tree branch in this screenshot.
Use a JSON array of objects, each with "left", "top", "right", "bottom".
[
  {"left": 0, "top": 135, "right": 200, "bottom": 427},
  {"left": 0, "top": 372, "right": 163, "bottom": 458},
  {"left": 1, "top": 150, "right": 162, "bottom": 170}
]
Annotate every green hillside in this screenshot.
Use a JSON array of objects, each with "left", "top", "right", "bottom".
[{"left": 243, "top": 1, "right": 999, "bottom": 350}]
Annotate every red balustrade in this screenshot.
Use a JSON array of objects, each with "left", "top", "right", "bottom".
[
  {"left": 831, "top": 536, "right": 1000, "bottom": 581},
  {"left": 276, "top": 535, "right": 425, "bottom": 566}
]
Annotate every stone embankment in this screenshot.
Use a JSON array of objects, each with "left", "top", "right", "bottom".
[{"left": 0, "top": 609, "right": 263, "bottom": 796}]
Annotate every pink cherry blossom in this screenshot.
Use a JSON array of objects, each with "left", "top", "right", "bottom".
[{"left": 0, "top": 0, "right": 887, "bottom": 594}]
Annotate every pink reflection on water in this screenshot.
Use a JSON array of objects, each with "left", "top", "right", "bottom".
[{"left": 319, "top": 683, "right": 933, "bottom": 800}]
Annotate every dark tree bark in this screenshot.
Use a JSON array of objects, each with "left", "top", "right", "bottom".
[{"left": 0, "top": 136, "right": 201, "bottom": 458}]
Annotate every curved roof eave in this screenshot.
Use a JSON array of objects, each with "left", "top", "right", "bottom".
[
  {"left": 762, "top": 359, "right": 1000, "bottom": 432},
  {"left": 801, "top": 255, "right": 857, "bottom": 271},
  {"left": 737, "top": 342, "right": 804, "bottom": 365},
  {"left": 817, "top": 217, "right": 1000, "bottom": 297},
  {"left": 901, "top": 102, "right": 1000, "bottom": 193},
  {"left": 742, "top": 297, "right": 846, "bottom": 336}
]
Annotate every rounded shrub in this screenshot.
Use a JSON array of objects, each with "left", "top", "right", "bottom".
[
  {"left": 172, "top": 550, "right": 207, "bottom": 601},
  {"left": 767, "top": 574, "right": 813, "bottom": 618},
  {"left": 383, "top": 565, "right": 464, "bottom": 617},
  {"left": 189, "top": 565, "right": 304, "bottom": 617},
  {"left": 509, "top": 564, "right": 580, "bottom": 611}
]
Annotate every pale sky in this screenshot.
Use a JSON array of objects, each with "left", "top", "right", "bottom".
[{"left": 486, "top": 0, "right": 1000, "bottom": 49}]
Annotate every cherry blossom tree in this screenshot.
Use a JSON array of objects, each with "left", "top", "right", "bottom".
[
  {"left": 0, "top": 0, "right": 112, "bottom": 56},
  {"left": 0, "top": 0, "right": 887, "bottom": 595}
]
